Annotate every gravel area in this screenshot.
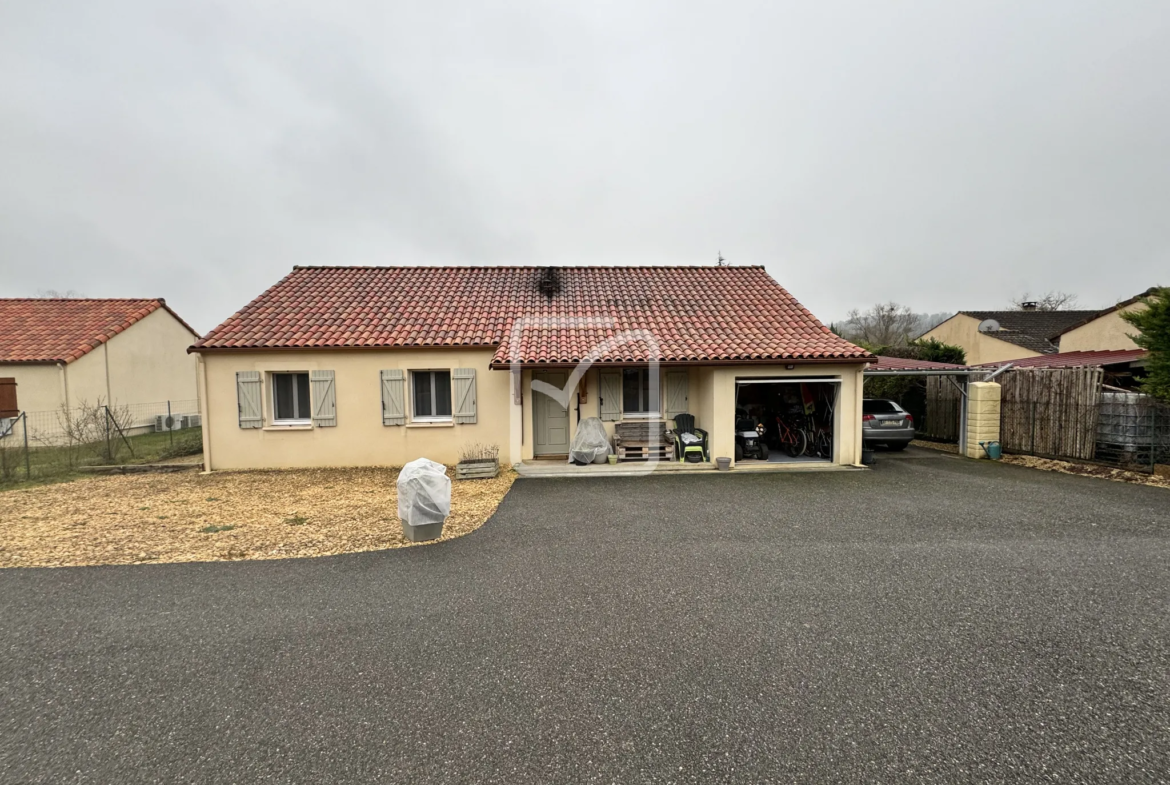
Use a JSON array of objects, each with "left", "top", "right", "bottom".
[
  {"left": 1002, "top": 453, "right": 1170, "bottom": 489},
  {"left": 0, "top": 468, "right": 515, "bottom": 568}
]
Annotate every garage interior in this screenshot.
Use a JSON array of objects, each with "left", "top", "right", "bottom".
[{"left": 734, "top": 379, "right": 840, "bottom": 464}]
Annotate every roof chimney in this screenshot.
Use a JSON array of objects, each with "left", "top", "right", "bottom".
[
  {"left": 1021, "top": 301, "right": 1038, "bottom": 311},
  {"left": 537, "top": 267, "right": 561, "bottom": 299}
]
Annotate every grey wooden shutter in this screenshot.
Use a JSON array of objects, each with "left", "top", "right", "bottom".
[
  {"left": 665, "top": 371, "right": 688, "bottom": 424},
  {"left": 310, "top": 370, "right": 337, "bottom": 427},
  {"left": 453, "top": 368, "right": 477, "bottom": 423},
  {"left": 599, "top": 371, "right": 621, "bottom": 421},
  {"left": 236, "top": 371, "right": 263, "bottom": 429},
  {"left": 381, "top": 369, "right": 405, "bottom": 426}
]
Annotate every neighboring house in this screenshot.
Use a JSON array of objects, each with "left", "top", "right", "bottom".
[
  {"left": 190, "top": 266, "right": 873, "bottom": 471},
  {"left": 0, "top": 298, "right": 200, "bottom": 415},
  {"left": 1051, "top": 288, "right": 1155, "bottom": 353},
  {"left": 919, "top": 309, "right": 1099, "bottom": 366}
]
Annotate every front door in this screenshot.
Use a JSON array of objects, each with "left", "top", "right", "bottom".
[{"left": 533, "top": 371, "right": 571, "bottom": 456}]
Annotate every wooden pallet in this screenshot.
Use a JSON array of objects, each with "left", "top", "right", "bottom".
[
  {"left": 614, "top": 421, "right": 673, "bottom": 462},
  {"left": 616, "top": 444, "right": 673, "bottom": 462}
]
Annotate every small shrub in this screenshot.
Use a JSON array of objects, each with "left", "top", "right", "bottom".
[
  {"left": 200, "top": 524, "right": 235, "bottom": 534},
  {"left": 284, "top": 515, "right": 308, "bottom": 526},
  {"left": 459, "top": 442, "right": 500, "bottom": 463}
]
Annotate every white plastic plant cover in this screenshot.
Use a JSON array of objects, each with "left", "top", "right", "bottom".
[
  {"left": 568, "top": 416, "right": 612, "bottom": 464},
  {"left": 397, "top": 458, "right": 451, "bottom": 527}
]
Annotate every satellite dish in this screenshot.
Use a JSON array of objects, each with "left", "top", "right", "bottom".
[{"left": 978, "top": 319, "right": 1001, "bottom": 333}]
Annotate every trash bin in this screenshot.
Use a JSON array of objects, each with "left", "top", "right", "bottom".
[{"left": 397, "top": 458, "right": 451, "bottom": 542}]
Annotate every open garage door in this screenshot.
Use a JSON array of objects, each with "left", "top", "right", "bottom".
[{"left": 734, "top": 378, "right": 841, "bottom": 464}]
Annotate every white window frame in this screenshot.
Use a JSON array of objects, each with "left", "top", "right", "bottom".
[
  {"left": 270, "top": 371, "right": 312, "bottom": 425},
  {"left": 622, "top": 368, "right": 661, "bottom": 419},
  {"left": 411, "top": 370, "right": 453, "bottom": 422}
]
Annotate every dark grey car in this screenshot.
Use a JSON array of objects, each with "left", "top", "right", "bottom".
[{"left": 862, "top": 399, "right": 914, "bottom": 449}]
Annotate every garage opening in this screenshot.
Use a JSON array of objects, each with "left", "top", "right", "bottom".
[{"left": 734, "top": 378, "right": 840, "bottom": 464}]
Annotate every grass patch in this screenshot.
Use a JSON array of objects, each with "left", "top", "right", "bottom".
[
  {"left": 284, "top": 514, "right": 308, "bottom": 526},
  {"left": 200, "top": 524, "right": 236, "bottom": 534},
  {"left": 1, "top": 428, "right": 203, "bottom": 491}
]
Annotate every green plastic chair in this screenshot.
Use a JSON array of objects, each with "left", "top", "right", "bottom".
[{"left": 672, "top": 413, "right": 709, "bottom": 462}]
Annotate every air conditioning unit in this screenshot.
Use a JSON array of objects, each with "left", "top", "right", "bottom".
[
  {"left": 154, "top": 414, "right": 183, "bottom": 432},
  {"left": 181, "top": 414, "right": 202, "bottom": 429}
]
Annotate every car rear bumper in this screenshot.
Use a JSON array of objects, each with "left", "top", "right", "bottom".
[{"left": 863, "top": 427, "right": 915, "bottom": 444}]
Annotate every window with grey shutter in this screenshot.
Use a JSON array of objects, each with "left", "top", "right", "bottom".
[
  {"left": 599, "top": 371, "right": 621, "bottom": 421},
  {"left": 310, "top": 370, "right": 337, "bottom": 427},
  {"left": 381, "top": 369, "right": 406, "bottom": 426},
  {"left": 665, "top": 371, "right": 688, "bottom": 424},
  {"left": 453, "top": 368, "right": 477, "bottom": 423},
  {"left": 236, "top": 371, "right": 263, "bottom": 429}
]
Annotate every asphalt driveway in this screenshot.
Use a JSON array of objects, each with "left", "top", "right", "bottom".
[{"left": 2, "top": 448, "right": 1168, "bottom": 783}]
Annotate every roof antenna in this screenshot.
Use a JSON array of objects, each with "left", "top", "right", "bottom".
[{"left": 717, "top": 251, "right": 727, "bottom": 267}]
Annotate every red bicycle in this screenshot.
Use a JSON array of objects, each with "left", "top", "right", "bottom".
[{"left": 774, "top": 416, "right": 807, "bottom": 458}]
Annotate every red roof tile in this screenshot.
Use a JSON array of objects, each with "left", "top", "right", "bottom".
[
  {"left": 0, "top": 299, "right": 197, "bottom": 364},
  {"left": 193, "top": 266, "right": 872, "bottom": 366},
  {"left": 971, "top": 349, "right": 1147, "bottom": 369}
]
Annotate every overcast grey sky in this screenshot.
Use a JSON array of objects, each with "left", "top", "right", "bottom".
[{"left": 1, "top": 1, "right": 1167, "bottom": 333}]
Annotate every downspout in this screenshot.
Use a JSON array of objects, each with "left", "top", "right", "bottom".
[
  {"left": 57, "top": 362, "right": 69, "bottom": 411},
  {"left": 103, "top": 342, "right": 113, "bottom": 405},
  {"left": 196, "top": 354, "right": 213, "bottom": 472}
]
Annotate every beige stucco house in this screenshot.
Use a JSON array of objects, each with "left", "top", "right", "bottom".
[
  {"left": 1053, "top": 289, "right": 1154, "bottom": 352},
  {"left": 0, "top": 299, "right": 200, "bottom": 419},
  {"left": 922, "top": 289, "right": 1158, "bottom": 365},
  {"left": 920, "top": 309, "right": 1099, "bottom": 366},
  {"left": 191, "top": 266, "right": 874, "bottom": 472}
]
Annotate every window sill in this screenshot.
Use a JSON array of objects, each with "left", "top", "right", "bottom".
[
  {"left": 264, "top": 423, "right": 313, "bottom": 431},
  {"left": 622, "top": 413, "right": 662, "bottom": 419},
  {"left": 407, "top": 420, "right": 455, "bottom": 428}
]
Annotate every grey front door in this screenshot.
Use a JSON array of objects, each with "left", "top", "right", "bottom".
[{"left": 533, "top": 371, "right": 571, "bottom": 456}]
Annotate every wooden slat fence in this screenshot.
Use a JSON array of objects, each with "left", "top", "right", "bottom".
[
  {"left": 998, "top": 368, "right": 1104, "bottom": 461},
  {"left": 922, "top": 373, "right": 988, "bottom": 442}
]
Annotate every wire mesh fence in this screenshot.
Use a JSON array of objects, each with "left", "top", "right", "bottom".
[
  {"left": 0, "top": 400, "right": 203, "bottom": 485},
  {"left": 999, "top": 390, "right": 1169, "bottom": 472}
]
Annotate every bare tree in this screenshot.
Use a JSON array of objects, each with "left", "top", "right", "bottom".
[
  {"left": 36, "top": 289, "right": 83, "bottom": 298},
  {"left": 843, "top": 302, "right": 920, "bottom": 347},
  {"left": 1010, "top": 291, "right": 1079, "bottom": 311}
]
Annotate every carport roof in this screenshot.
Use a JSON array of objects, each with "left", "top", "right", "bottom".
[
  {"left": 970, "top": 349, "right": 1147, "bottom": 369},
  {"left": 868, "top": 356, "right": 974, "bottom": 375}
]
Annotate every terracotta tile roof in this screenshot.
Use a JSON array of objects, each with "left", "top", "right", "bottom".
[
  {"left": 0, "top": 299, "right": 197, "bottom": 364},
  {"left": 971, "top": 349, "right": 1147, "bottom": 369},
  {"left": 193, "top": 266, "right": 872, "bottom": 366},
  {"left": 954, "top": 310, "right": 1099, "bottom": 354}
]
